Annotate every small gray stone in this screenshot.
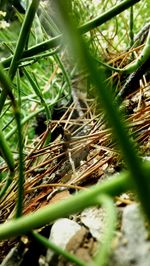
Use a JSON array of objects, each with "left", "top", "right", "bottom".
[
  {"left": 46, "top": 218, "right": 81, "bottom": 264},
  {"left": 109, "top": 204, "right": 150, "bottom": 266},
  {"left": 80, "top": 207, "right": 106, "bottom": 241}
]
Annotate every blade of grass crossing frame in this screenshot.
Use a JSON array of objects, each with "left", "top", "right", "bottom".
[{"left": 56, "top": 0, "right": 150, "bottom": 221}]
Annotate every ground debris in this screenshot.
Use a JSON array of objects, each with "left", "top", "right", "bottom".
[{"left": 0, "top": 85, "right": 149, "bottom": 264}]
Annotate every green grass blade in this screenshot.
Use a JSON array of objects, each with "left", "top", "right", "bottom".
[
  {"left": 24, "top": 68, "right": 51, "bottom": 120},
  {"left": 0, "top": 0, "right": 40, "bottom": 113},
  {"left": 95, "top": 195, "right": 116, "bottom": 266},
  {"left": 0, "top": 65, "right": 24, "bottom": 217},
  {"left": 32, "top": 231, "right": 85, "bottom": 266},
  {"left": 56, "top": 0, "right": 150, "bottom": 221},
  {"left": 0, "top": 127, "right": 15, "bottom": 173}
]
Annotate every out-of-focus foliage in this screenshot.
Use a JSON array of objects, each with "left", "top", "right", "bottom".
[
  {"left": 71, "top": 0, "right": 150, "bottom": 52},
  {"left": 0, "top": 0, "right": 149, "bottom": 150}
]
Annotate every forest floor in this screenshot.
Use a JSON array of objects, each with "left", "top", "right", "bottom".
[{"left": 0, "top": 76, "right": 150, "bottom": 266}]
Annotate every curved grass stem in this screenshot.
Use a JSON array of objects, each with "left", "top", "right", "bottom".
[
  {"left": 94, "top": 195, "right": 116, "bottom": 266},
  {"left": 32, "top": 231, "right": 85, "bottom": 266},
  {"left": 0, "top": 126, "right": 15, "bottom": 173}
]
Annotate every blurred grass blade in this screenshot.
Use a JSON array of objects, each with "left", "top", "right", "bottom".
[
  {"left": 56, "top": 0, "right": 150, "bottom": 221},
  {"left": 95, "top": 195, "right": 116, "bottom": 266}
]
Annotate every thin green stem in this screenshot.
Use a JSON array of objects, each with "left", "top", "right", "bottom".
[
  {"left": 0, "top": 0, "right": 40, "bottom": 113},
  {"left": 54, "top": 54, "right": 72, "bottom": 94},
  {"left": 32, "top": 231, "right": 85, "bottom": 266},
  {"left": 0, "top": 124, "right": 15, "bottom": 200},
  {"left": 124, "top": 29, "right": 150, "bottom": 74},
  {"left": 0, "top": 65, "right": 24, "bottom": 217},
  {"left": 17, "top": 70, "right": 21, "bottom": 108},
  {"left": 2, "top": 35, "right": 61, "bottom": 69},
  {"left": 129, "top": 6, "right": 134, "bottom": 48},
  {"left": 9, "top": 0, "right": 40, "bottom": 80},
  {"left": 94, "top": 195, "right": 116, "bottom": 266},
  {"left": 0, "top": 126, "right": 15, "bottom": 173},
  {"left": 15, "top": 109, "right": 24, "bottom": 218},
  {"left": 23, "top": 68, "right": 51, "bottom": 120},
  {"left": 0, "top": 172, "right": 15, "bottom": 200},
  {"left": 79, "top": 0, "right": 140, "bottom": 34},
  {"left": 19, "top": 48, "right": 60, "bottom": 64}
]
